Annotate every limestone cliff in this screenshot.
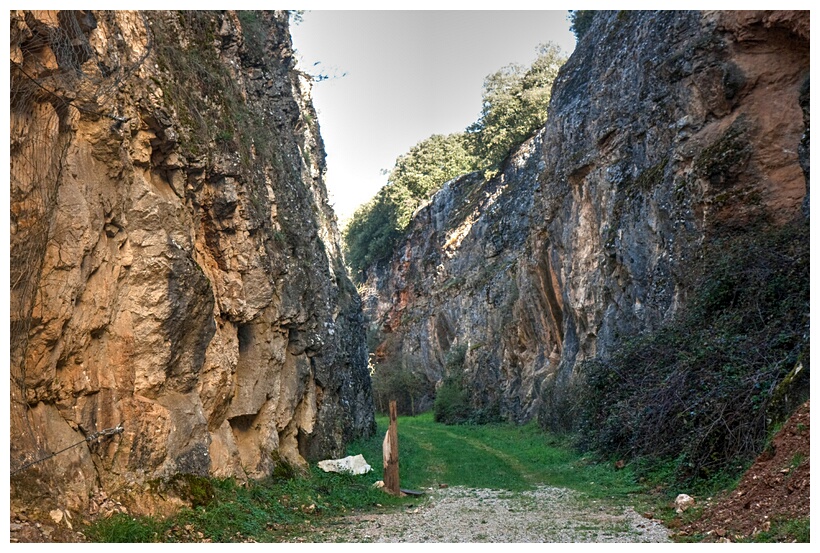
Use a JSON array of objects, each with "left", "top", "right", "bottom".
[
  {"left": 364, "top": 11, "right": 809, "bottom": 423},
  {"left": 10, "top": 10, "right": 374, "bottom": 514}
]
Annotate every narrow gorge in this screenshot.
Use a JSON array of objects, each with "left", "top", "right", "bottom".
[{"left": 8, "top": 9, "right": 809, "bottom": 537}]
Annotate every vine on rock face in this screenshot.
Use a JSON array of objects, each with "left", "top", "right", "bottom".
[{"left": 567, "top": 220, "right": 809, "bottom": 485}]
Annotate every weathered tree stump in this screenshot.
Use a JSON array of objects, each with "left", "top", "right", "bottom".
[{"left": 382, "top": 400, "right": 400, "bottom": 495}]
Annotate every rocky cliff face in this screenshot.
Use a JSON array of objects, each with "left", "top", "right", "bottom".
[
  {"left": 364, "top": 11, "right": 809, "bottom": 423},
  {"left": 10, "top": 10, "right": 374, "bottom": 514}
]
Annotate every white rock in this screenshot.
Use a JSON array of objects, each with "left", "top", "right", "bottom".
[
  {"left": 317, "top": 454, "right": 372, "bottom": 475},
  {"left": 675, "top": 493, "right": 695, "bottom": 513}
]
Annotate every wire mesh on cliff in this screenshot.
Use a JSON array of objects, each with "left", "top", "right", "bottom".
[{"left": 9, "top": 10, "right": 151, "bottom": 471}]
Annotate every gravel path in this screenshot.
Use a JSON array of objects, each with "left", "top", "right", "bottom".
[{"left": 310, "top": 485, "right": 671, "bottom": 543}]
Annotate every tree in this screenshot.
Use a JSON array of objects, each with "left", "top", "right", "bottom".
[
  {"left": 343, "top": 44, "right": 567, "bottom": 279},
  {"left": 343, "top": 186, "right": 413, "bottom": 279},
  {"left": 569, "top": 10, "right": 596, "bottom": 40},
  {"left": 388, "top": 133, "right": 478, "bottom": 199},
  {"left": 343, "top": 132, "right": 479, "bottom": 279},
  {"left": 371, "top": 357, "right": 433, "bottom": 416},
  {"left": 468, "top": 42, "right": 567, "bottom": 169}
]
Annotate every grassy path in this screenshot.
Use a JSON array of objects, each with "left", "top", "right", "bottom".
[
  {"left": 317, "top": 413, "right": 671, "bottom": 542},
  {"left": 347, "top": 412, "right": 642, "bottom": 497},
  {"left": 85, "top": 412, "right": 668, "bottom": 542}
]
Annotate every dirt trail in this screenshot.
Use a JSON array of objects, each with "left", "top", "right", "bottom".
[
  {"left": 305, "top": 424, "right": 671, "bottom": 542},
  {"left": 307, "top": 485, "right": 671, "bottom": 543}
]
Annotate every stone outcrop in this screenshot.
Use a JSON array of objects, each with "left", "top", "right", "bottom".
[
  {"left": 364, "top": 11, "right": 809, "bottom": 423},
  {"left": 10, "top": 10, "right": 374, "bottom": 514}
]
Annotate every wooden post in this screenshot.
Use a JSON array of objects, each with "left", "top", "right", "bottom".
[{"left": 382, "top": 400, "right": 400, "bottom": 495}]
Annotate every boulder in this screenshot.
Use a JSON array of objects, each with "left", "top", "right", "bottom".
[
  {"left": 317, "top": 454, "right": 372, "bottom": 475},
  {"left": 675, "top": 493, "right": 696, "bottom": 513}
]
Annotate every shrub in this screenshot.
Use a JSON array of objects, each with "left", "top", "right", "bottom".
[
  {"left": 433, "top": 377, "right": 472, "bottom": 425},
  {"left": 571, "top": 220, "right": 809, "bottom": 484},
  {"left": 434, "top": 345, "right": 472, "bottom": 424},
  {"left": 371, "top": 357, "right": 434, "bottom": 416}
]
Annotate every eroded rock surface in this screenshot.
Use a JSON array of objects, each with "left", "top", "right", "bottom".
[
  {"left": 364, "top": 11, "right": 808, "bottom": 423},
  {"left": 10, "top": 10, "right": 374, "bottom": 514}
]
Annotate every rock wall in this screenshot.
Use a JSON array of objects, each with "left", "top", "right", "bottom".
[
  {"left": 10, "top": 10, "right": 375, "bottom": 514},
  {"left": 364, "top": 10, "right": 809, "bottom": 423}
]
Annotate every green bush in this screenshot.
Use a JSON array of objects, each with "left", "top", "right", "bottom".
[
  {"left": 434, "top": 345, "right": 472, "bottom": 424},
  {"left": 572, "top": 220, "right": 809, "bottom": 485},
  {"left": 432, "top": 344, "right": 504, "bottom": 425},
  {"left": 433, "top": 376, "right": 473, "bottom": 425}
]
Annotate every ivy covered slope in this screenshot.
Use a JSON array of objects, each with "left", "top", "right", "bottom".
[
  {"left": 10, "top": 10, "right": 374, "bottom": 515},
  {"left": 362, "top": 10, "right": 809, "bottom": 482}
]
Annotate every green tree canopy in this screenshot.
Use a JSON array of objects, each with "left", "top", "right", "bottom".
[
  {"left": 343, "top": 184, "right": 413, "bottom": 277},
  {"left": 388, "top": 133, "right": 478, "bottom": 199},
  {"left": 569, "top": 10, "right": 596, "bottom": 40},
  {"left": 468, "top": 42, "right": 567, "bottom": 168},
  {"left": 344, "top": 132, "right": 479, "bottom": 279},
  {"left": 344, "top": 43, "right": 567, "bottom": 279}
]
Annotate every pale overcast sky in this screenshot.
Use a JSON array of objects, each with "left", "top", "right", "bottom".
[{"left": 290, "top": 11, "right": 577, "bottom": 224}]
